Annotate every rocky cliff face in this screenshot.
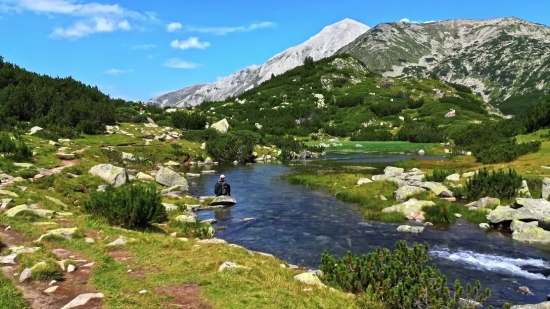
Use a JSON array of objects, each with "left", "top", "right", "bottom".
[
  {"left": 147, "top": 18, "right": 370, "bottom": 107},
  {"left": 337, "top": 17, "right": 550, "bottom": 106}
]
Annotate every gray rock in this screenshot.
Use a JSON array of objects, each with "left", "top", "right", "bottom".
[
  {"left": 384, "top": 166, "right": 404, "bottom": 177},
  {"left": 89, "top": 164, "right": 129, "bottom": 187},
  {"left": 197, "top": 238, "right": 226, "bottom": 244},
  {"left": 294, "top": 271, "right": 327, "bottom": 288},
  {"left": 418, "top": 182, "right": 453, "bottom": 197},
  {"left": 382, "top": 198, "right": 435, "bottom": 215},
  {"left": 218, "top": 261, "right": 251, "bottom": 272},
  {"left": 175, "top": 213, "right": 197, "bottom": 223},
  {"left": 487, "top": 198, "right": 550, "bottom": 224},
  {"left": 510, "top": 301, "right": 550, "bottom": 309},
  {"left": 543, "top": 177, "right": 550, "bottom": 200},
  {"left": 155, "top": 167, "right": 188, "bottom": 189},
  {"left": 393, "top": 185, "right": 427, "bottom": 201},
  {"left": 0, "top": 198, "right": 12, "bottom": 210},
  {"left": 357, "top": 178, "right": 372, "bottom": 185},
  {"left": 458, "top": 298, "right": 483, "bottom": 308},
  {"left": 476, "top": 197, "right": 500, "bottom": 208},
  {"left": 60, "top": 293, "right": 105, "bottom": 309},
  {"left": 396, "top": 225, "right": 424, "bottom": 234},
  {"left": 479, "top": 223, "right": 491, "bottom": 229},
  {"left": 445, "top": 173, "right": 461, "bottom": 182},
  {"left": 136, "top": 172, "right": 154, "bottom": 181},
  {"left": 106, "top": 236, "right": 130, "bottom": 247},
  {"left": 519, "top": 180, "right": 532, "bottom": 197},
  {"left": 19, "top": 268, "right": 32, "bottom": 282},
  {"left": 0, "top": 253, "right": 18, "bottom": 264},
  {"left": 162, "top": 203, "right": 178, "bottom": 212},
  {"left": 210, "top": 118, "right": 230, "bottom": 133}
]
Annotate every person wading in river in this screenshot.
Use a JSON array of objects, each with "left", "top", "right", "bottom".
[{"left": 214, "top": 174, "right": 231, "bottom": 197}]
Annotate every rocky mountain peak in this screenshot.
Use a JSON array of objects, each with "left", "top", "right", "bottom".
[{"left": 147, "top": 19, "right": 369, "bottom": 108}]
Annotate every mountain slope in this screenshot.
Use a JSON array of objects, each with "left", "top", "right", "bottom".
[
  {"left": 337, "top": 17, "right": 550, "bottom": 114},
  {"left": 192, "top": 55, "right": 500, "bottom": 141},
  {"left": 147, "top": 18, "right": 370, "bottom": 107}
]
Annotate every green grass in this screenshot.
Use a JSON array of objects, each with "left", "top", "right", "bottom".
[
  {"left": 286, "top": 173, "right": 405, "bottom": 222},
  {"left": 305, "top": 141, "right": 436, "bottom": 153},
  {"left": 0, "top": 275, "right": 29, "bottom": 309}
]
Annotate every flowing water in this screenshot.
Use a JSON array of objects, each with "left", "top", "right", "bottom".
[{"left": 183, "top": 154, "right": 550, "bottom": 306}]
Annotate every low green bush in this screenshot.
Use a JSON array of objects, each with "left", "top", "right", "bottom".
[
  {"left": 83, "top": 183, "right": 167, "bottom": 229},
  {"left": 422, "top": 202, "right": 462, "bottom": 224},
  {"left": 465, "top": 168, "right": 523, "bottom": 201},
  {"left": 320, "top": 240, "right": 494, "bottom": 309},
  {"left": 425, "top": 168, "right": 457, "bottom": 182},
  {"left": 169, "top": 221, "right": 214, "bottom": 239}
]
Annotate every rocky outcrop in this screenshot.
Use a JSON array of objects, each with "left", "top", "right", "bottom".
[
  {"left": 487, "top": 198, "right": 550, "bottom": 224},
  {"left": 89, "top": 164, "right": 129, "bottom": 187},
  {"left": 155, "top": 167, "right": 189, "bottom": 190},
  {"left": 371, "top": 167, "right": 453, "bottom": 198},
  {"left": 487, "top": 198, "right": 550, "bottom": 244}
]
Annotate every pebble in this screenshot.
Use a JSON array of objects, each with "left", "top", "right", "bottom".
[
  {"left": 139, "top": 290, "right": 147, "bottom": 294},
  {"left": 5, "top": 226, "right": 11, "bottom": 231},
  {"left": 49, "top": 280, "right": 57, "bottom": 286},
  {"left": 44, "top": 286, "right": 59, "bottom": 293},
  {"left": 67, "top": 264, "right": 76, "bottom": 273}
]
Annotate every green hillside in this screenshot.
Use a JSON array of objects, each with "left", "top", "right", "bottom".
[{"left": 193, "top": 54, "right": 500, "bottom": 143}]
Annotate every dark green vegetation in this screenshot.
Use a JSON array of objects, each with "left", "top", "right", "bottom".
[
  {"left": 335, "top": 19, "right": 550, "bottom": 113},
  {"left": 83, "top": 183, "right": 167, "bottom": 229},
  {"left": 0, "top": 275, "right": 29, "bottom": 309},
  {"left": 0, "top": 132, "right": 32, "bottom": 161},
  {"left": 451, "top": 101, "right": 550, "bottom": 164},
  {"left": 454, "top": 168, "right": 523, "bottom": 202},
  {"left": 320, "top": 241, "right": 503, "bottom": 309},
  {"left": 192, "top": 55, "right": 497, "bottom": 144}
]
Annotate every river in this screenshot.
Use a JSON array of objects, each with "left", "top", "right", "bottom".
[{"left": 183, "top": 154, "right": 550, "bottom": 307}]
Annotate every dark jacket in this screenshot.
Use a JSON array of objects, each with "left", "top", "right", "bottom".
[{"left": 214, "top": 180, "right": 231, "bottom": 196}]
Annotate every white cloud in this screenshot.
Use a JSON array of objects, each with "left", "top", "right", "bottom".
[
  {"left": 164, "top": 58, "right": 198, "bottom": 69},
  {"left": 184, "top": 21, "right": 276, "bottom": 35},
  {"left": 105, "top": 68, "right": 133, "bottom": 75},
  {"left": 399, "top": 18, "right": 437, "bottom": 24},
  {"left": 0, "top": 0, "right": 155, "bottom": 39},
  {"left": 166, "top": 21, "right": 181, "bottom": 32},
  {"left": 170, "top": 37, "right": 210, "bottom": 50},
  {"left": 130, "top": 44, "right": 156, "bottom": 50}
]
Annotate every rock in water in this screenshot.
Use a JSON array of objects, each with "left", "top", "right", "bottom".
[
  {"left": 155, "top": 167, "right": 188, "bottom": 189},
  {"left": 397, "top": 225, "right": 424, "bottom": 234},
  {"left": 210, "top": 196, "right": 237, "bottom": 206},
  {"left": 89, "top": 164, "right": 128, "bottom": 187},
  {"left": 510, "top": 301, "right": 550, "bottom": 309},
  {"left": 543, "top": 177, "right": 550, "bottom": 200}
]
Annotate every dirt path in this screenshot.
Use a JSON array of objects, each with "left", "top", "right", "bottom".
[{"left": 0, "top": 223, "right": 103, "bottom": 309}]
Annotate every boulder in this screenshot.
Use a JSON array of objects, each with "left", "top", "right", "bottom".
[
  {"left": 543, "top": 177, "right": 550, "bottom": 200},
  {"left": 164, "top": 161, "right": 180, "bottom": 166},
  {"left": 475, "top": 197, "right": 500, "bottom": 208},
  {"left": 487, "top": 198, "right": 550, "bottom": 224},
  {"left": 382, "top": 198, "right": 435, "bottom": 215},
  {"left": 210, "top": 195, "right": 237, "bottom": 206},
  {"left": 204, "top": 157, "right": 214, "bottom": 164},
  {"left": 61, "top": 293, "right": 105, "bottom": 309},
  {"left": 372, "top": 175, "right": 406, "bottom": 187},
  {"left": 462, "top": 171, "right": 476, "bottom": 178},
  {"left": 510, "top": 302, "right": 550, "bottom": 309},
  {"left": 210, "top": 118, "right": 230, "bottom": 133},
  {"left": 136, "top": 172, "right": 154, "bottom": 181},
  {"left": 89, "top": 164, "right": 129, "bottom": 187},
  {"left": 175, "top": 212, "right": 197, "bottom": 223},
  {"left": 418, "top": 182, "right": 453, "bottom": 197},
  {"left": 4, "top": 205, "right": 30, "bottom": 217},
  {"left": 357, "top": 178, "right": 373, "bottom": 185},
  {"left": 384, "top": 166, "right": 404, "bottom": 177},
  {"left": 445, "top": 173, "right": 460, "bottom": 182},
  {"left": 393, "top": 186, "right": 427, "bottom": 201},
  {"left": 155, "top": 167, "right": 189, "bottom": 189},
  {"left": 510, "top": 219, "right": 550, "bottom": 244},
  {"left": 28, "top": 126, "right": 44, "bottom": 135},
  {"left": 397, "top": 225, "right": 424, "bottom": 233},
  {"left": 294, "top": 271, "right": 327, "bottom": 288},
  {"left": 519, "top": 180, "right": 532, "bottom": 197},
  {"left": 37, "top": 228, "right": 78, "bottom": 241}
]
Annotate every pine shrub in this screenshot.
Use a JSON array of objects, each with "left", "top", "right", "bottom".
[
  {"left": 425, "top": 168, "right": 457, "bottom": 182},
  {"left": 465, "top": 168, "right": 522, "bottom": 201},
  {"left": 83, "top": 183, "right": 167, "bottom": 229},
  {"left": 320, "top": 240, "right": 493, "bottom": 309}
]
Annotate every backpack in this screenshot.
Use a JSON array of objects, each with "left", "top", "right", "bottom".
[{"left": 221, "top": 182, "right": 229, "bottom": 195}]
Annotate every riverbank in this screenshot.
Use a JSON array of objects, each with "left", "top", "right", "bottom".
[{"left": 0, "top": 126, "right": 370, "bottom": 309}]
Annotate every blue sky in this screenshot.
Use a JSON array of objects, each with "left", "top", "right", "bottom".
[{"left": 0, "top": 0, "right": 549, "bottom": 102}]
